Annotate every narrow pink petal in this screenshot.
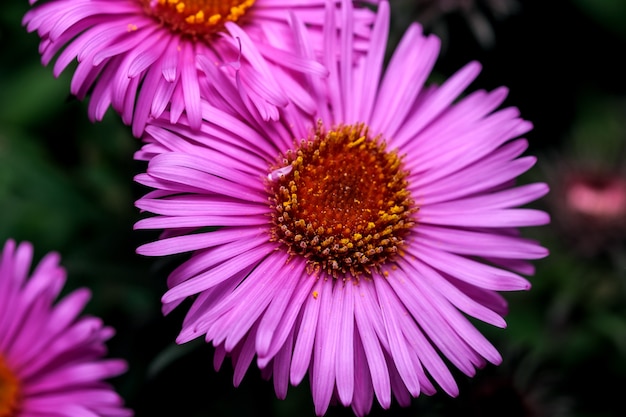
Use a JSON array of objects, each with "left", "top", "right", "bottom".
[
  {"left": 222, "top": 253, "right": 293, "bottom": 351},
  {"left": 272, "top": 330, "right": 294, "bottom": 399},
  {"left": 412, "top": 149, "right": 535, "bottom": 204},
  {"left": 323, "top": 0, "right": 342, "bottom": 121},
  {"left": 353, "top": 283, "right": 392, "bottom": 409},
  {"left": 255, "top": 263, "right": 305, "bottom": 357},
  {"left": 387, "top": 266, "right": 481, "bottom": 377},
  {"left": 23, "top": 360, "right": 127, "bottom": 395},
  {"left": 395, "top": 61, "right": 482, "bottom": 139},
  {"left": 414, "top": 224, "right": 548, "bottom": 260},
  {"left": 146, "top": 153, "right": 267, "bottom": 203},
  {"left": 311, "top": 278, "right": 337, "bottom": 416},
  {"left": 286, "top": 11, "right": 330, "bottom": 121},
  {"left": 335, "top": 282, "right": 355, "bottom": 406},
  {"left": 405, "top": 111, "right": 531, "bottom": 181},
  {"left": 257, "top": 262, "right": 315, "bottom": 367},
  {"left": 232, "top": 326, "right": 258, "bottom": 386},
  {"left": 370, "top": 26, "right": 439, "bottom": 136},
  {"left": 350, "top": 331, "right": 374, "bottom": 416},
  {"left": 180, "top": 41, "right": 202, "bottom": 130},
  {"left": 175, "top": 267, "right": 254, "bottom": 340},
  {"left": 290, "top": 279, "right": 324, "bottom": 385},
  {"left": 374, "top": 278, "right": 421, "bottom": 396},
  {"left": 136, "top": 227, "right": 265, "bottom": 256},
  {"left": 136, "top": 196, "right": 269, "bottom": 217},
  {"left": 402, "top": 256, "right": 506, "bottom": 328},
  {"left": 353, "top": 0, "right": 389, "bottom": 121},
  {"left": 134, "top": 213, "right": 267, "bottom": 229},
  {"left": 393, "top": 261, "right": 503, "bottom": 364},
  {"left": 393, "top": 308, "right": 459, "bottom": 396},
  {"left": 161, "top": 244, "right": 271, "bottom": 304},
  {"left": 339, "top": 0, "right": 354, "bottom": 122},
  {"left": 418, "top": 207, "right": 551, "bottom": 228}
]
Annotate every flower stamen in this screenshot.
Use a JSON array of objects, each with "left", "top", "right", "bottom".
[
  {"left": 140, "top": 0, "right": 255, "bottom": 39},
  {"left": 268, "top": 122, "right": 417, "bottom": 280}
]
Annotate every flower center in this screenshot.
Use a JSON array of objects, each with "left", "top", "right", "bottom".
[
  {"left": 0, "top": 355, "right": 20, "bottom": 417},
  {"left": 140, "top": 0, "right": 255, "bottom": 39},
  {"left": 268, "top": 122, "right": 416, "bottom": 279}
]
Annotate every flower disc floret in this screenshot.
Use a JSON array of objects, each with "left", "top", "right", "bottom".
[
  {"left": 140, "top": 0, "right": 255, "bottom": 39},
  {"left": 268, "top": 122, "right": 416, "bottom": 279}
]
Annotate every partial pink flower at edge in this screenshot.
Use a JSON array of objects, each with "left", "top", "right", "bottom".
[
  {"left": 22, "top": 0, "right": 377, "bottom": 137},
  {"left": 0, "top": 239, "right": 131, "bottom": 417}
]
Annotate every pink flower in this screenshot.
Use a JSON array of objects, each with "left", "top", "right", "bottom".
[
  {"left": 133, "top": 1, "right": 549, "bottom": 414},
  {"left": 545, "top": 158, "right": 626, "bottom": 256},
  {"left": 23, "top": 0, "right": 376, "bottom": 136},
  {"left": 0, "top": 239, "right": 131, "bottom": 417}
]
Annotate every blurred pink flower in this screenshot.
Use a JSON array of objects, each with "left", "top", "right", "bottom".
[
  {"left": 546, "top": 159, "right": 626, "bottom": 256},
  {"left": 133, "top": 1, "right": 549, "bottom": 414},
  {"left": 0, "top": 239, "right": 131, "bottom": 417},
  {"left": 566, "top": 176, "right": 626, "bottom": 218},
  {"left": 23, "top": 0, "right": 376, "bottom": 136}
]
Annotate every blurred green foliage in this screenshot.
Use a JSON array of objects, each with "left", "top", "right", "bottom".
[{"left": 573, "top": 0, "right": 626, "bottom": 39}]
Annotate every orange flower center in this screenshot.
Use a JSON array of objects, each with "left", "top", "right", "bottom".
[
  {"left": 268, "top": 122, "right": 416, "bottom": 279},
  {"left": 140, "top": 0, "right": 255, "bottom": 39},
  {"left": 0, "top": 355, "right": 20, "bottom": 417}
]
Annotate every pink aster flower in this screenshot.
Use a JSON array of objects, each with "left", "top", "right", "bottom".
[
  {"left": 22, "top": 0, "right": 377, "bottom": 137},
  {"left": 0, "top": 239, "right": 131, "bottom": 417},
  {"left": 133, "top": 0, "right": 549, "bottom": 415}
]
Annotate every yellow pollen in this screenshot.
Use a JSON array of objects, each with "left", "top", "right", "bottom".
[
  {"left": 267, "top": 122, "right": 417, "bottom": 280},
  {"left": 0, "top": 355, "right": 20, "bottom": 417},
  {"left": 140, "top": 0, "right": 255, "bottom": 39}
]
